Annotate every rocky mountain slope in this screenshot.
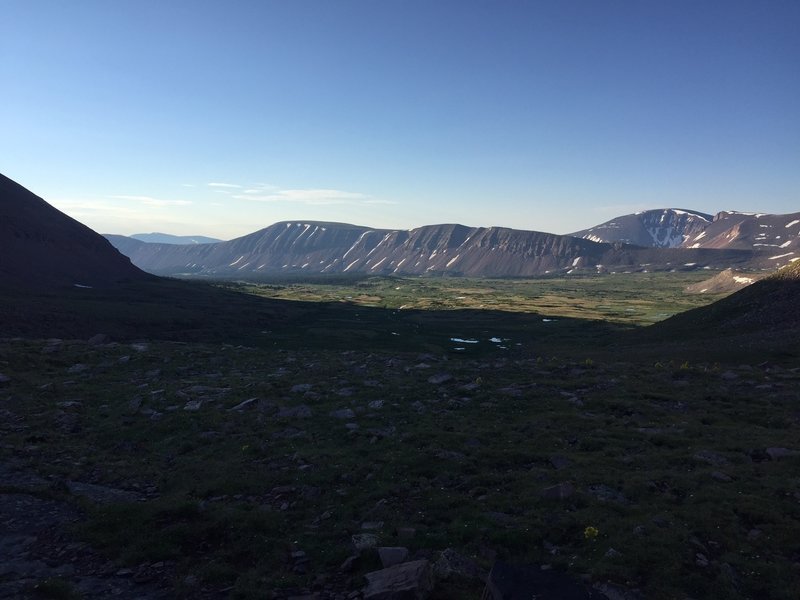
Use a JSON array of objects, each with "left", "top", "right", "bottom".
[
  {"left": 571, "top": 209, "right": 712, "bottom": 248},
  {"left": 684, "top": 268, "right": 765, "bottom": 295},
  {"left": 572, "top": 208, "right": 800, "bottom": 265},
  {"left": 0, "top": 174, "right": 149, "bottom": 289},
  {"left": 106, "top": 221, "right": 762, "bottom": 279}
]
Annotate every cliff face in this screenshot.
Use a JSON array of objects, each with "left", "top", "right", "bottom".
[{"left": 0, "top": 174, "right": 149, "bottom": 289}]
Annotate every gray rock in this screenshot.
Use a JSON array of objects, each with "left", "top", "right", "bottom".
[
  {"left": 363, "top": 559, "right": 434, "bottom": 600},
  {"left": 549, "top": 455, "right": 571, "bottom": 470},
  {"left": 368, "top": 400, "right": 384, "bottom": 409},
  {"left": 766, "top": 447, "right": 800, "bottom": 460},
  {"left": 330, "top": 408, "right": 357, "bottom": 419},
  {"left": 88, "top": 333, "right": 109, "bottom": 345},
  {"left": 693, "top": 450, "right": 728, "bottom": 466},
  {"left": 378, "top": 546, "right": 409, "bottom": 568},
  {"left": 0, "top": 373, "right": 10, "bottom": 386},
  {"left": 711, "top": 471, "right": 733, "bottom": 482},
  {"left": 291, "top": 383, "right": 313, "bottom": 393},
  {"left": 229, "top": 397, "right": 260, "bottom": 411},
  {"left": 183, "top": 400, "right": 203, "bottom": 411},
  {"left": 427, "top": 373, "right": 453, "bottom": 385},
  {"left": 277, "top": 405, "right": 313, "bottom": 418},
  {"left": 434, "top": 548, "right": 482, "bottom": 580},
  {"left": 362, "top": 521, "right": 384, "bottom": 530},
  {"left": 352, "top": 533, "right": 379, "bottom": 552}
]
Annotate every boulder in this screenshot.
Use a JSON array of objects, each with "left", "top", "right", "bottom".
[
  {"left": 363, "top": 559, "right": 434, "bottom": 600},
  {"left": 379, "top": 546, "right": 409, "bottom": 568}
]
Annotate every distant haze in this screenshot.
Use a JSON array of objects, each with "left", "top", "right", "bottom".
[{"left": 2, "top": 2, "right": 798, "bottom": 238}]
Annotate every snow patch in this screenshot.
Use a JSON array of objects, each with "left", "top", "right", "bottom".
[
  {"left": 229, "top": 255, "right": 245, "bottom": 266},
  {"left": 769, "top": 252, "right": 795, "bottom": 260},
  {"left": 785, "top": 220, "right": 800, "bottom": 228}
]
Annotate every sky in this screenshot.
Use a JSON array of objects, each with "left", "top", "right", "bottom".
[{"left": 2, "top": 0, "right": 798, "bottom": 239}]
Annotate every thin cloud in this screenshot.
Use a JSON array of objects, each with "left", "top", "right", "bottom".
[
  {"left": 111, "top": 195, "right": 192, "bottom": 207},
  {"left": 207, "top": 182, "right": 243, "bottom": 189},
  {"left": 233, "top": 188, "right": 368, "bottom": 206}
]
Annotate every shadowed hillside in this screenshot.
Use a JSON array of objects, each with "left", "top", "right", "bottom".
[{"left": 0, "top": 174, "right": 149, "bottom": 290}]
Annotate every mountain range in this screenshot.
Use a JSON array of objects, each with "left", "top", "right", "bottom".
[{"left": 105, "top": 208, "right": 799, "bottom": 279}]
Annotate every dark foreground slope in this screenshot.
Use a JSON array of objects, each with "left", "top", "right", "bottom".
[
  {"left": 638, "top": 260, "right": 800, "bottom": 358},
  {"left": 0, "top": 174, "right": 149, "bottom": 289}
]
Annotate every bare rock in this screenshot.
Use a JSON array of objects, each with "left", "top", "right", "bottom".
[
  {"left": 378, "top": 546, "right": 409, "bottom": 568},
  {"left": 330, "top": 408, "right": 357, "bottom": 419},
  {"left": 363, "top": 559, "right": 434, "bottom": 600},
  {"left": 766, "top": 447, "right": 800, "bottom": 460},
  {"left": 277, "top": 405, "right": 313, "bottom": 419}
]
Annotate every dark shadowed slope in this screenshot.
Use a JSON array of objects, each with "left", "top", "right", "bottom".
[
  {"left": 640, "top": 260, "right": 800, "bottom": 358},
  {"left": 0, "top": 174, "right": 150, "bottom": 290}
]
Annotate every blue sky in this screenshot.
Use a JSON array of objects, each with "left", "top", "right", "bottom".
[{"left": 2, "top": 1, "right": 798, "bottom": 239}]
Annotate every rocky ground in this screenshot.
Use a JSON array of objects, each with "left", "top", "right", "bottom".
[{"left": 1, "top": 336, "right": 798, "bottom": 599}]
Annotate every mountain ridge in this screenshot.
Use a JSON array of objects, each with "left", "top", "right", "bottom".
[{"left": 106, "top": 218, "right": 768, "bottom": 279}]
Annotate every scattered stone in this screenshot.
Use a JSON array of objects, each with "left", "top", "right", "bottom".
[
  {"left": 695, "top": 553, "right": 709, "bottom": 567},
  {"left": 229, "top": 397, "right": 260, "bottom": 411},
  {"left": 183, "top": 400, "right": 203, "bottom": 411},
  {"left": 541, "top": 482, "right": 575, "bottom": 500},
  {"left": 352, "top": 534, "right": 379, "bottom": 552},
  {"left": 67, "top": 363, "right": 89, "bottom": 374},
  {"left": 378, "top": 546, "right": 409, "bottom": 568},
  {"left": 427, "top": 373, "right": 453, "bottom": 385},
  {"left": 56, "top": 400, "right": 83, "bottom": 409},
  {"left": 0, "top": 373, "right": 10, "bottom": 386},
  {"left": 363, "top": 559, "right": 434, "bottom": 600},
  {"left": 368, "top": 400, "right": 384, "bottom": 409},
  {"left": 604, "top": 547, "right": 622, "bottom": 559},
  {"left": 434, "top": 548, "right": 482, "bottom": 580},
  {"left": 330, "top": 408, "right": 357, "bottom": 419},
  {"left": 88, "top": 333, "right": 110, "bottom": 345},
  {"left": 766, "top": 447, "right": 799, "bottom": 460},
  {"left": 291, "top": 383, "right": 313, "bottom": 393},
  {"left": 720, "top": 370, "right": 738, "bottom": 380},
  {"left": 693, "top": 450, "right": 728, "bottom": 467},
  {"left": 277, "top": 405, "right": 313, "bottom": 418},
  {"left": 711, "top": 471, "right": 733, "bottom": 482},
  {"left": 362, "top": 521, "right": 384, "bottom": 530}
]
